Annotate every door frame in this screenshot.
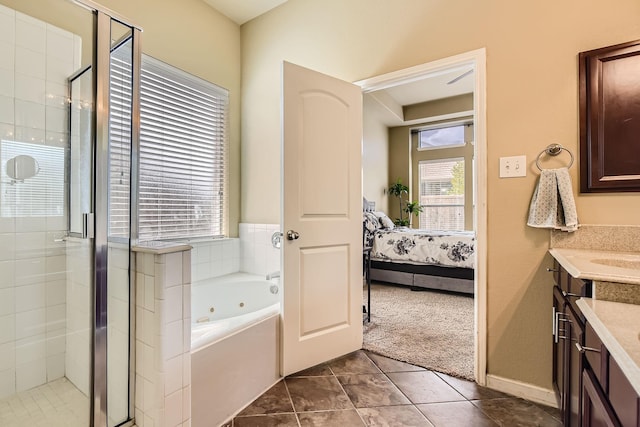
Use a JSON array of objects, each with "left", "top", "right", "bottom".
[{"left": 355, "top": 48, "right": 487, "bottom": 385}]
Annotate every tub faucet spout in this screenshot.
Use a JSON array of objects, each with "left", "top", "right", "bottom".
[{"left": 266, "top": 271, "right": 280, "bottom": 280}]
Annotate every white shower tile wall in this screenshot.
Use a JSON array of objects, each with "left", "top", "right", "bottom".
[
  {"left": 134, "top": 246, "right": 191, "bottom": 427},
  {"left": 0, "top": 6, "right": 80, "bottom": 400},
  {"left": 190, "top": 238, "right": 240, "bottom": 282},
  {"left": 239, "top": 223, "right": 281, "bottom": 277}
]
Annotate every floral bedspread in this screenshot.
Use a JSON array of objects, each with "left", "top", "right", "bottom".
[{"left": 371, "top": 228, "right": 475, "bottom": 269}]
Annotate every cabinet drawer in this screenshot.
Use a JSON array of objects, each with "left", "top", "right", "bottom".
[
  {"left": 609, "top": 356, "right": 640, "bottom": 427},
  {"left": 569, "top": 276, "right": 591, "bottom": 297},
  {"left": 553, "top": 259, "right": 570, "bottom": 293},
  {"left": 584, "top": 322, "right": 605, "bottom": 385}
]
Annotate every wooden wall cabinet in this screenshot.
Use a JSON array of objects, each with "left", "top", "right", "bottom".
[{"left": 579, "top": 39, "right": 640, "bottom": 192}]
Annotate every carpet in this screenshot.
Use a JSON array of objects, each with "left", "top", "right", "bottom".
[{"left": 363, "top": 282, "right": 474, "bottom": 380}]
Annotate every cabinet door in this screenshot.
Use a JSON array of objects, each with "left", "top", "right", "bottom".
[
  {"left": 609, "top": 356, "right": 640, "bottom": 427},
  {"left": 567, "top": 307, "right": 585, "bottom": 427},
  {"left": 553, "top": 286, "right": 567, "bottom": 409},
  {"left": 582, "top": 368, "right": 621, "bottom": 427}
]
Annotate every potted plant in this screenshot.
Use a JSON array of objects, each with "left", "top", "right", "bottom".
[
  {"left": 388, "top": 178, "right": 409, "bottom": 226},
  {"left": 404, "top": 201, "right": 423, "bottom": 227}
]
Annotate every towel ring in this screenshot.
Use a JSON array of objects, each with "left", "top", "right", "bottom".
[{"left": 535, "top": 144, "right": 574, "bottom": 171}]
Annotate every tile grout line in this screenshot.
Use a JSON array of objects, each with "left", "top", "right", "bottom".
[
  {"left": 362, "top": 351, "right": 435, "bottom": 426},
  {"left": 326, "top": 360, "right": 367, "bottom": 425},
  {"left": 281, "top": 377, "right": 302, "bottom": 427}
]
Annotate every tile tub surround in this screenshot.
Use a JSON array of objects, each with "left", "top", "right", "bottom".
[
  {"left": 229, "top": 350, "right": 561, "bottom": 427},
  {"left": 239, "top": 223, "right": 281, "bottom": 277},
  {"left": 576, "top": 298, "right": 640, "bottom": 396},
  {"left": 190, "top": 238, "right": 240, "bottom": 282},
  {"left": 188, "top": 223, "right": 281, "bottom": 284},
  {"left": 133, "top": 243, "right": 192, "bottom": 427}
]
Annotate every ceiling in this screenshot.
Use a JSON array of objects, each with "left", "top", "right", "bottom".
[
  {"left": 365, "top": 66, "right": 475, "bottom": 127},
  {"left": 202, "top": 0, "right": 288, "bottom": 24}
]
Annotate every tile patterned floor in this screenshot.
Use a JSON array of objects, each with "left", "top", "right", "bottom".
[
  {"left": 0, "top": 377, "right": 89, "bottom": 427},
  {"left": 228, "top": 350, "right": 562, "bottom": 427}
]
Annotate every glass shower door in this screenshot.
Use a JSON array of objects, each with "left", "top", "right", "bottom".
[
  {"left": 106, "top": 20, "right": 135, "bottom": 427},
  {"left": 70, "top": 10, "right": 140, "bottom": 427}
]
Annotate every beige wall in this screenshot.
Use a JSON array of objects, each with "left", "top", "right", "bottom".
[
  {"left": 4, "top": 0, "right": 242, "bottom": 236},
  {"left": 404, "top": 93, "right": 473, "bottom": 122},
  {"left": 363, "top": 95, "right": 389, "bottom": 212},
  {"left": 241, "top": 0, "right": 640, "bottom": 389}
]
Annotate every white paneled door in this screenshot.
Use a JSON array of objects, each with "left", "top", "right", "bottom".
[{"left": 281, "top": 62, "right": 363, "bottom": 376}]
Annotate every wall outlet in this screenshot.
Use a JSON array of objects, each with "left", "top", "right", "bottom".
[{"left": 499, "top": 155, "right": 527, "bottom": 178}]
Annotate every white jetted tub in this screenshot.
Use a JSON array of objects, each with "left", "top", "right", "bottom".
[{"left": 190, "top": 273, "right": 281, "bottom": 426}]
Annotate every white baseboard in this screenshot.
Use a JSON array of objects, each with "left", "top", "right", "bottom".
[{"left": 485, "top": 374, "right": 559, "bottom": 408}]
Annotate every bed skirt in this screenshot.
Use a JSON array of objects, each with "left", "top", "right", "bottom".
[{"left": 370, "top": 260, "right": 474, "bottom": 295}]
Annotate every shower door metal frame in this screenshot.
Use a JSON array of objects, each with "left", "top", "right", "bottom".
[{"left": 72, "top": 1, "right": 142, "bottom": 426}]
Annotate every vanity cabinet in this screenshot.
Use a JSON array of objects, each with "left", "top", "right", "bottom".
[
  {"left": 580, "top": 325, "right": 640, "bottom": 427},
  {"left": 551, "top": 258, "right": 640, "bottom": 427},
  {"left": 552, "top": 259, "right": 591, "bottom": 426}
]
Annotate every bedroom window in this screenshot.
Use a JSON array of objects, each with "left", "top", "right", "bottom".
[
  {"left": 418, "top": 158, "right": 464, "bottom": 230},
  {"left": 110, "top": 50, "right": 228, "bottom": 240},
  {"left": 417, "top": 124, "right": 466, "bottom": 150}
]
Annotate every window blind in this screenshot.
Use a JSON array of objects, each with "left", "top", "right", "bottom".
[
  {"left": 109, "top": 48, "right": 228, "bottom": 240},
  {"left": 418, "top": 159, "right": 465, "bottom": 230},
  {"left": 109, "top": 41, "right": 133, "bottom": 239},
  {"left": 0, "top": 141, "right": 65, "bottom": 218}
]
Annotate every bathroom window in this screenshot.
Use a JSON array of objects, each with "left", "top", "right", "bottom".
[
  {"left": 418, "top": 158, "right": 465, "bottom": 230},
  {"left": 0, "top": 141, "right": 65, "bottom": 217},
  {"left": 110, "top": 52, "right": 228, "bottom": 240}
]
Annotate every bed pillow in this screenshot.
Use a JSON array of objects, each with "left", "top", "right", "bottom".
[
  {"left": 372, "top": 211, "right": 395, "bottom": 229},
  {"left": 363, "top": 211, "right": 380, "bottom": 247},
  {"left": 363, "top": 212, "right": 380, "bottom": 232}
]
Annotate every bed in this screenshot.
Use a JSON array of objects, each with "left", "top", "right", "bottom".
[{"left": 363, "top": 210, "right": 475, "bottom": 295}]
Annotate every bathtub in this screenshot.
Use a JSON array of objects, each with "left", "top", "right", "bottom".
[
  {"left": 191, "top": 272, "right": 280, "bottom": 350},
  {"left": 190, "top": 273, "right": 281, "bottom": 426}
]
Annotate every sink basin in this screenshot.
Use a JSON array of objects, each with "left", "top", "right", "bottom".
[{"left": 591, "top": 258, "right": 640, "bottom": 270}]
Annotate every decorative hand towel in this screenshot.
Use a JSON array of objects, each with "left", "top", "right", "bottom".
[{"left": 527, "top": 167, "right": 578, "bottom": 232}]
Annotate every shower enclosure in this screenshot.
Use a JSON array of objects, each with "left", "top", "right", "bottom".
[{"left": 0, "top": 0, "right": 140, "bottom": 426}]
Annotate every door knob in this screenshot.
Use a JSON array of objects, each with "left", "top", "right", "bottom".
[{"left": 286, "top": 230, "right": 300, "bottom": 240}]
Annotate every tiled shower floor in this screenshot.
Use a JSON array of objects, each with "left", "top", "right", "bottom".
[
  {"left": 0, "top": 377, "right": 89, "bottom": 427},
  {"left": 228, "top": 350, "right": 562, "bottom": 427}
]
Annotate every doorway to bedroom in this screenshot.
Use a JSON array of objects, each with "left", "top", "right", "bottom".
[{"left": 357, "top": 49, "right": 487, "bottom": 383}]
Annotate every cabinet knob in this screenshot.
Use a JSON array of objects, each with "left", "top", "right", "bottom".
[
  {"left": 575, "top": 342, "right": 600, "bottom": 354},
  {"left": 547, "top": 268, "right": 559, "bottom": 273}
]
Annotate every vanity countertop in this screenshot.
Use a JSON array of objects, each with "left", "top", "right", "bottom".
[
  {"left": 549, "top": 248, "right": 640, "bottom": 285},
  {"left": 576, "top": 298, "right": 640, "bottom": 396}
]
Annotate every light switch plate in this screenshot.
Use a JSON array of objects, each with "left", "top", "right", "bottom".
[{"left": 500, "top": 155, "right": 527, "bottom": 178}]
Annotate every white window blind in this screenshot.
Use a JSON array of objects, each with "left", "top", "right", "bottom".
[
  {"left": 418, "top": 158, "right": 465, "bottom": 230},
  {"left": 0, "top": 141, "right": 65, "bottom": 217},
  {"left": 109, "top": 41, "right": 133, "bottom": 239},
  {"left": 109, "top": 48, "right": 228, "bottom": 240}
]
